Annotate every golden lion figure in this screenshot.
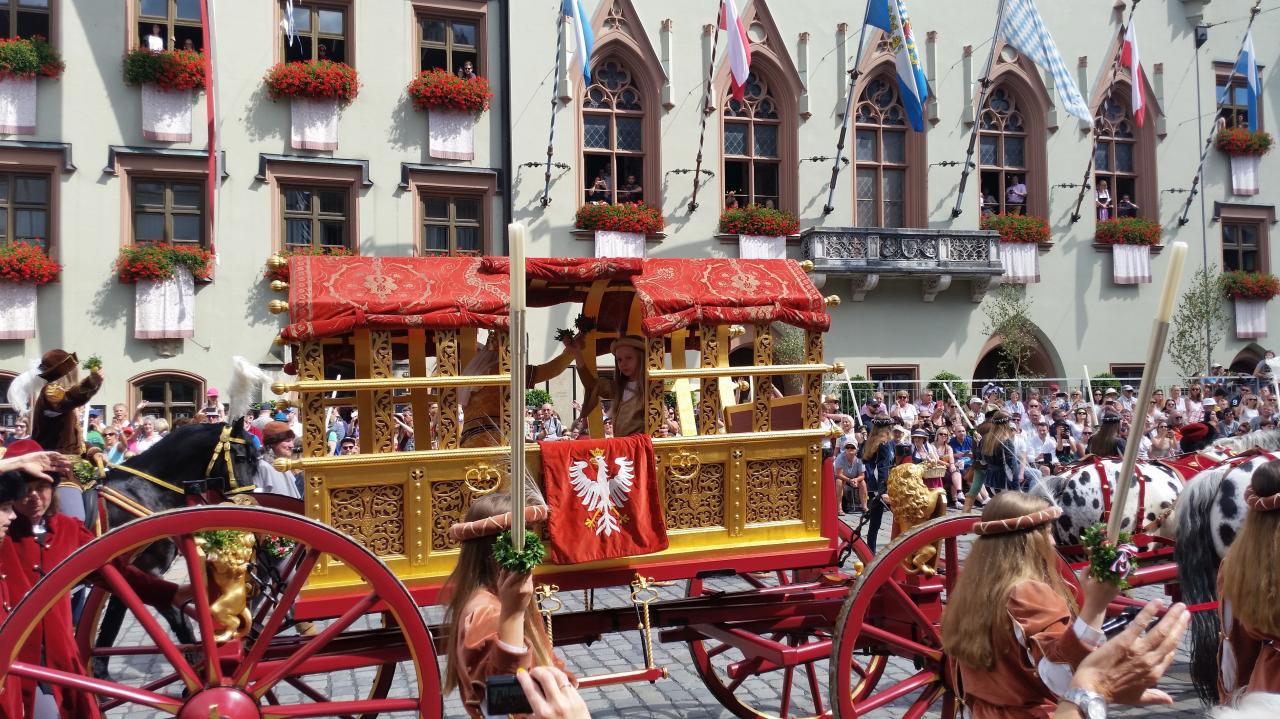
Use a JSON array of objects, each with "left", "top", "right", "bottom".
[
  {"left": 886, "top": 463, "right": 947, "bottom": 576},
  {"left": 196, "top": 532, "right": 258, "bottom": 642}
]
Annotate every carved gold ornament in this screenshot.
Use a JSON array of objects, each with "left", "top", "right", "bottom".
[
  {"left": 195, "top": 532, "right": 257, "bottom": 643},
  {"left": 667, "top": 449, "right": 701, "bottom": 481},
  {"left": 463, "top": 461, "right": 502, "bottom": 496}
]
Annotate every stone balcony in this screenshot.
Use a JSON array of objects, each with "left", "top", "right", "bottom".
[{"left": 800, "top": 227, "right": 1004, "bottom": 303}]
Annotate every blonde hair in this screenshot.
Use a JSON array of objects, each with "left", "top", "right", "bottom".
[
  {"left": 442, "top": 492, "right": 554, "bottom": 694},
  {"left": 1221, "top": 462, "right": 1280, "bottom": 638},
  {"left": 979, "top": 410, "right": 1014, "bottom": 456},
  {"left": 940, "top": 491, "right": 1076, "bottom": 671},
  {"left": 861, "top": 415, "right": 892, "bottom": 462}
]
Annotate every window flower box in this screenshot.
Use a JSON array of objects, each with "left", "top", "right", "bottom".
[
  {"left": 982, "top": 214, "right": 1047, "bottom": 284},
  {"left": 124, "top": 49, "right": 206, "bottom": 142},
  {"left": 1096, "top": 217, "right": 1162, "bottom": 285},
  {"left": 0, "top": 36, "right": 63, "bottom": 135},
  {"left": 264, "top": 61, "right": 360, "bottom": 151},
  {"left": 407, "top": 69, "right": 493, "bottom": 161},
  {"left": 1222, "top": 270, "right": 1280, "bottom": 339},
  {"left": 0, "top": 242, "right": 59, "bottom": 339},
  {"left": 1216, "top": 128, "right": 1273, "bottom": 196},
  {"left": 117, "top": 244, "right": 214, "bottom": 340},
  {"left": 719, "top": 205, "right": 799, "bottom": 259},
  {"left": 263, "top": 246, "right": 354, "bottom": 283},
  {"left": 575, "top": 202, "right": 664, "bottom": 258}
]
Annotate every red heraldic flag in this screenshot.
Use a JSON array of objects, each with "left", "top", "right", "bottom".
[
  {"left": 539, "top": 434, "right": 668, "bottom": 564},
  {"left": 720, "top": 0, "right": 751, "bottom": 102},
  {"left": 1121, "top": 20, "right": 1144, "bottom": 127}
]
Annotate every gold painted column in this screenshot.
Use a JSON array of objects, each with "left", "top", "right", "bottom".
[
  {"left": 496, "top": 330, "right": 512, "bottom": 446},
  {"left": 355, "top": 330, "right": 396, "bottom": 454},
  {"left": 435, "top": 329, "right": 460, "bottom": 450},
  {"left": 696, "top": 325, "right": 723, "bottom": 435},
  {"left": 753, "top": 325, "right": 774, "bottom": 432},
  {"left": 803, "top": 330, "right": 824, "bottom": 430},
  {"left": 645, "top": 336, "right": 666, "bottom": 437}
]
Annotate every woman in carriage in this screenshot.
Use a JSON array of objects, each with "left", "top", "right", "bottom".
[{"left": 1218, "top": 460, "right": 1280, "bottom": 697}]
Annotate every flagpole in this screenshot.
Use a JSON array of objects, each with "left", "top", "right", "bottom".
[
  {"left": 1068, "top": 1, "right": 1141, "bottom": 224},
  {"left": 539, "top": 8, "right": 566, "bottom": 208},
  {"left": 687, "top": 1, "right": 723, "bottom": 214},
  {"left": 1176, "top": 0, "right": 1263, "bottom": 227},
  {"left": 951, "top": 0, "right": 1009, "bottom": 219},
  {"left": 821, "top": 3, "right": 872, "bottom": 217},
  {"left": 200, "top": 0, "right": 217, "bottom": 256}
]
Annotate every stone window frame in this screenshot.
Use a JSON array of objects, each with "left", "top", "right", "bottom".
[
  {"left": 273, "top": 0, "right": 355, "bottom": 66},
  {"left": 976, "top": 44, "right": 1052, "bottom": 223},
  {"left": 131, "top": 0, "right": 203, "bottom": 52},
  {"left": 1216, "top": 203, "right": 1275, "bottom": 274},
  {"left": 2, "top": 0, "right": 55, "bottom": 45},
  {"left": 0, "top": 148, "right": 61, "bottom": 254},
  {"left": 262, "top": 157, "right": 364, "bottom": 255},
  {"left": 281, "top": 0, "right": 351, "bottom": 64},
  {"left": 1215, "top": 60, "right": 1264, "bottom": 131},
  {"left": 866, "top": 364, "right": 920, "bottom": 399},
  {"left": 111, "top": 152, "right": 212, "bottom": 250},
  {"left": 412, "top": 0, "right": 487, "bottom": 76},
  {"left": 128, "top": 369, "right": 206, "bottom": 426},
  {"left": 406, "top": 166, "right": 495, "bottom": 256}
]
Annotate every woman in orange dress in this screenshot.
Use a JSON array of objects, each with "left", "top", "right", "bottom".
[
  {"left": 941, "top": 491, "right": 1119, "bottom": 718},
  {"left": 442, "top": 492, "right": 573, "bottom": 718},
  {"left": 1218, "top": 460, "right": 1280, "bottom": 697}
]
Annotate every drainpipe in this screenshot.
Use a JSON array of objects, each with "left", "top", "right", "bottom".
[{"left": 500, "top": 0, "right": 514, "bottom": 245}]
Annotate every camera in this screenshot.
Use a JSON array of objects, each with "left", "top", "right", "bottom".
[{"left": 486, "top": 674, "right": 533, "bottom": 715}]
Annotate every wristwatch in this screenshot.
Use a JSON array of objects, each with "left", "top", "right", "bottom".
[{"left": 1062, "top": 687, "right": 1107, "bottom": 719}]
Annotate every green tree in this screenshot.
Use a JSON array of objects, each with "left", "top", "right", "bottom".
[
  {"left": 982, "top": 285, "right": 1039, "bottom": 378},
  {"left": 1090, "top": 372, "right": 1122, "bottom": 394},
  {"left": 1168, "top": 264, "right": 1228, "bottom": 381},
  {"left": 928, "top": 371, "right": 970, "bottom": 405},
  {"left": 525, "top": 388, "right": 552, "bottom": 409}
]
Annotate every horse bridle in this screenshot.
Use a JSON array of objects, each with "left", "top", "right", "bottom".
[{"left": 93, "top": 425, "right": 254, "bottom": 521}]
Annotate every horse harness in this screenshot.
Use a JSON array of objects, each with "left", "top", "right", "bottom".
[
  {"left": 88, "top": 425, "right": 254, "bottom": 523},
  {"left": 1087, "top": 456, "right": 1155, "bottom": 536}
]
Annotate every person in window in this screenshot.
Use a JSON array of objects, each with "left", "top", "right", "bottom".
[
  {"left": 724, "top": 189, "right": 740, "bottom": 209},
  {"left": 618, "top": 174, "right": 642, "bottom": 204},
  {"left": 458, "top": 60, "right": 477, "bottom": 81},
  {"left": 182, "top": 38, "right": 195, "bottom": 52},
  {"left": 1006, "top": 175, "right": 1028, "bottom": 215},
  {"left": 1095, "top": 179, "right": 1112, "bottom": 221},
  {"left": 145, "top": 24, "right": 165, "bottom": 52},
  {"left": 1118, "top": 195, "right": 1139, "bottom": 218},
  {"left": 981, "top": 193, "right": 999, "bottom": 217},
  {"left": 587, "top": 171, "right": 609, "bottom": 204},
  {"left": 317, "top": 43, "right": 329, "bottom": 60}
]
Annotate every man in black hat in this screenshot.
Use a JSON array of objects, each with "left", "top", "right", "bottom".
[{"left": 23, "top": 349, "right": 103, "bottom": 456}]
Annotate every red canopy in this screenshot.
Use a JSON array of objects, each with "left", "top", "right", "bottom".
[
  {"left": 278, "top": 255, "right": 828, "bottom": 341},
  {"left": 631, "top": 259, "right": 830, "bottom": 336}
]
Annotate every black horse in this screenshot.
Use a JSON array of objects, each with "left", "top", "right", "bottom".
[{"left": 88, "top": 420, "right": 260, "bottom": 676}]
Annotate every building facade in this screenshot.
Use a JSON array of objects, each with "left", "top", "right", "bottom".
[{"left": 0, "top": 0, "right": 1274, "bottom": 424}]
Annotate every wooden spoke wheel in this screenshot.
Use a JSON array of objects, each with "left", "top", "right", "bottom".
[
  {"left": 828, "top": 514, "right": 978, "bottom": 719},
  {"left": 3, "top": 506, "right": 439, "bottom": 719},
  {"left": 686, "top": 522, "right": 884, "bottom": 719}
]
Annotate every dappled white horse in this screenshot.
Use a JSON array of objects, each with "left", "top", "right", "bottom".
[{"left": 1046, "top": 458, "right": 1183, "bottom": 546}]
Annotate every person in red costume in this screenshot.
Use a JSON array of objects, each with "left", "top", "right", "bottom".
[
  {"left": 0, "top": 439, "right": 187, "bottom": 718},
  {"left": 0, "top": 462, "right": 30, "bottom": 718}
]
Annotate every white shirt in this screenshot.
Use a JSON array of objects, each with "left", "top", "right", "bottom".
[
  {"left": 1137, "top": 435, "right": 1153, "bottom": 460},
  {"left": 891, "top": 401, "right": 918, "bottom": 426},
  {"left": 146, "top": 33, "right": 165, "bottom": 52},
  {"left": 1012, "top": 431, "right": 1032, "bottom": 464},
  {"left": 1119, "top": 394, "right": 1137, "bottom": 412}
]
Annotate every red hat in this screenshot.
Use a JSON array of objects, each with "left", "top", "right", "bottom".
[
  {"left": 1180, "top": 422, "right": 1211, "bottom": 448},
  {"left": 1048, "top": 383, "right": 1060, "bottom": 392},
  {"left": 37, "top": 349, "right": 78, "bottom": 381},
  {"left": 2, "top": 439, "right": 43, "bottom": 459}
]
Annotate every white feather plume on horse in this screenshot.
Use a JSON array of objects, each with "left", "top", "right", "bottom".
[
  {"left": 227, "top": 356, "right": 273, "bottom": 420},
  {"left": 5, "top": 358, "right": 43, "bottom": 415}
]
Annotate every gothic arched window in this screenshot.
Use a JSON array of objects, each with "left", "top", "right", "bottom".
[
  {"left": 854, "top": 76, "right": 908, "bottom": 227},
  {"left": 1093, "top": 96, "right": 1139, "bottom": 219},
  {"left": 978, "top": 85, "right": 1030, "bottom": 215},
  {"left": 722, "top": 72, "right": 781, "bottom": 209},
  {"left": 582, "top": 58, "right": 646, "bottom": 205}
]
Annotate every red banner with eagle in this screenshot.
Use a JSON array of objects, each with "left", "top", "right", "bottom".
[{"left": 538, "top": 434, "right": 668, "bottom": 564}]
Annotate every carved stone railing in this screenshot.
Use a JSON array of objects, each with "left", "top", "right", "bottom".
[{"left": 800, "top": 227, "right": 1004, "bottom": 302}]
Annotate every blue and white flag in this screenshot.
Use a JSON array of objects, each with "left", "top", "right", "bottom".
[
  {"left": 279, "top": 0, "right": 297, "bottom": 47},
  {"left": 999, "top": 0, "right": 1092, "bottom": 122},
  {"left": 865, "top": 0, "right": 929, "bottom": 132},
  {"left": 561, "top": 0, "right": 594, "bottom": 83},
  {"left": 1233, "top": 29, "right": 1260, "bottom": 132}
]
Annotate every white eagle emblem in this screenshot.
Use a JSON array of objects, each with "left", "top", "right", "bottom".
[{"left": 568, "top": 448, "right": 635, "bottom": 537}]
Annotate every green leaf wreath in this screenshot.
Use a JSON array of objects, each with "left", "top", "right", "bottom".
[
  {"left": 71, "top": 459, "right": 96, "bottom": 487},
  {"left": 82, "top": 354, "right": 102, "bottom": 372},
  {"left": 1081, "top": 523, "right": 1137, "bottom": 590},
  {"left": 492, "top": 530, "right": 546, "bottom": 574}
]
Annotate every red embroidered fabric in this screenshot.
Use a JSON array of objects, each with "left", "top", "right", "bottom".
[
  {"left": 479, "top": 256, "right": 642, "bottom": 282},
  {"left": 631, "top": 258, "right": 830, "bottom": 336},
  {"left": 279, "top": 255, "right": 509, "bottom": 341}
]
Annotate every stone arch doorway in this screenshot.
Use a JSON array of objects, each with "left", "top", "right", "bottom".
[
  {"left": 1230, "top": 343, "right": 1268, "bottom": 375},
  {"left": 972, "top": 328, "right": 1062, "bottom": 383}
]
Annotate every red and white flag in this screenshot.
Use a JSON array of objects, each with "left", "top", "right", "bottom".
[
  {"left": 539, "top": 434, "right": 668, "bottom": 564},
  {"left": 721, "top": 0, "right": 751, "bottom": 101},
  {"left": 1121, "top": 20, "right": 1144, "bottom": 127}
]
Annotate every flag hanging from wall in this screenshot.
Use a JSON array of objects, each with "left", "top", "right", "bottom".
[
  {"left": 865, "top": 0, "right": 929, "bottom": 132},
  {"left": 999, "top": 0, "right": 1092, "bottom": 123},
  {"left": 721, "top": 0, "right": 751, "bottom": 101},
  {"left": 1121, "top": 20, "right": 1144, "bottom": 127},
  {"left": 561, "top": 0, "right": 594, "bottom": 83},
  {"left": 1233, "top": 29, "right": 1260, "bottom": 132}
]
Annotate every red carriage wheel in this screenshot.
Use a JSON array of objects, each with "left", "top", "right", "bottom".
[
  {"left": 3, "top": 506, "right": 440, "bottom": 719},
  {"left": 828, "top": 514, "right": 979, "bottom": 719},
  {"left": 685, "top": 523, "right": 885, "bottom": 719}
]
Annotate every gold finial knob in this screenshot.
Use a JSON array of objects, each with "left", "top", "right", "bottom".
[
  {"left": 270, "top": 280, "right": 289, "bottom": 292},
  {"left": 268, "top": 300, "right": 289, "bottom": 314},
  {"left": 266, "top": 254, "right": 288, "bottom": 270},
  {"left": 832, "top": 361, "right": 846, "bottom": 374},
  {"left": 800, "top": 260, "right": 815, "bottom": 272},
  {"left": 736, "top": 379, "right": 751, "bottom": 393},
  {"left": 270, "top": 381, "right": 288, "bottom": 395},
  {"left": 272, "top": 335, "right": 285, "bottom": 347},
  {"left": 273, "top": 399, "right": 291, "bottom": 412},
  {"left": 825, "top": 294, "right": 842, "bottom": 307},
  {"left": 728, "top": 325, "right": 746, "bottom": 338},
  {"left": 272, "top": 457, "right": 293, "bottom": 472}
]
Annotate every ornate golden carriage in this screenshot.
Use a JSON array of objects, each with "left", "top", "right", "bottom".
[{"left": 265, "top": 254, "right": 843, "bottom": 611}]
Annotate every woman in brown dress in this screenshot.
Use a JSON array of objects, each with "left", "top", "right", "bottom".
[{"left": 941, "top": 491, "right": 1119, "bottom": 718}]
